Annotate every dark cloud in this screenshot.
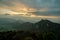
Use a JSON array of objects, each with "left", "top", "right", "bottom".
[
  {"left": 0, "top": 0, "right": 15, "bottom": 7},
  {"left": 4, "top": 13, "right": 10, "bottom": 16},
  {"left": 18, "top": 0, "right": 60, "bottom": 8},
  {"left": 0, "top": 0, "right": 2, "bottom": 1},
  {"left": 0, "top": 0, "right": 60, "bottom": 16},
  {"left": 0, "top": 0, "right": 60, "bottom": 8},
  {"left": 29, "top": 10, "right": 60, "bottom": 16}
]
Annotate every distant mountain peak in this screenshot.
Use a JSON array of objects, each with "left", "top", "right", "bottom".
[{"left": 36, "top": 19, "right": 52, "bottom": 24}]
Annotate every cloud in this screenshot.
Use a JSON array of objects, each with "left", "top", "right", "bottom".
[
  {"left": 0, "top": 0, "right": 60, "bottom": 11},
  {"left": 17, "top": 0, "right": 60, "bottom": 8},
  {"left": 29, "top": 11, "right": 60, "bottom": 16},
  {"left": 0, "top": 0, "right": 60, "bottom": 8},
  {"left": 0, "top": 0, "right": 60, "bottom": 23},
  {"left": 0, "top": 0, "right": 60, "bottom": 16},
  {"left": 0, "top": 0, "right": 38, "bottom": 13}
]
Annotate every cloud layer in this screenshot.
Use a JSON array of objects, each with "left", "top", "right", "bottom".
[
  {"left": 0, "top": 0, "right": 60, "bottom": 15},
  {"left": 0, "top": 0, "right": 60, "bottom": 23}
]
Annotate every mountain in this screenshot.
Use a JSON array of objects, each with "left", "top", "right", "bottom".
[
  {"left": 21, "top": 22, "right": 33, "bottom": 30},
  {"left": 35, "top": 19, "right": 60, "bottom": 32},
  {"left": 0, "top": 18, "right": 16, "bottom": 24},
  {"left": 11, "top": 22, "right": 33, "bottom": 31},
  {"left": 0, "top": 18, "right": 60, "bottom": 32},
  {"left": 0, "top": 18, "right": 25, "bottom": 24},
  {"left": 0, "top": 18, "right": 33, "bottom": 31},
  {"left": 0, "top": 18, "right": 26, "bottom": 31}
]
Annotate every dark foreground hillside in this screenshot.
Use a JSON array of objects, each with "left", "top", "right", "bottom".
[{"left": 0, "top": 30, "right": 60, "bottom": 40}]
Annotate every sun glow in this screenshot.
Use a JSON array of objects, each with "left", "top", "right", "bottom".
[
  {"left": 1, "top": 6, "right": 57, "bottom": 19},
  {"left": 0, "top": 8, "right": 58, "bottom": 19},
  {"left": 17, "top": 12, "right": 58, "bottom": 19}
]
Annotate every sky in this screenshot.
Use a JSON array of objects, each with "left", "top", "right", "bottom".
[{"left": 0, "top": 0, "right": 60, "bottom": 23}]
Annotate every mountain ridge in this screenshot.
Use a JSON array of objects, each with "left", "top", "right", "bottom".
[{"left": 0, "top": 19, "right": 60, "bottom": 32}]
